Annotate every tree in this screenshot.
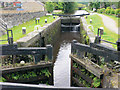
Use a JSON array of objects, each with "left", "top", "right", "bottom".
[
  {"left": 45, "top": 2, "right": 54, "bottom": 13},
  {"left": 45, "top": 2, "right": 77, "bottom": 14},
  {"left": 63, "top": 2, "right": 77, "bottom": 13}
]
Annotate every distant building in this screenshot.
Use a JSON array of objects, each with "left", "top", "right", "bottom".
[{"left": 21, "top": 1, "right": 45, "bottom": 11}]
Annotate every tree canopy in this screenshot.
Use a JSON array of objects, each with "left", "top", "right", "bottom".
[{"left": 45, "top": 2, "right": 77, "bottom": 13}]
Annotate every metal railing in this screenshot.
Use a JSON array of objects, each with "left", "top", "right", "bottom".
[{"left": 0, "top": 18, "right": 13, "bottom": 44}]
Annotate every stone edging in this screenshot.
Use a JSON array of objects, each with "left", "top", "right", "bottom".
[{"left": 17, "top": 17, "right": 61, "bottom": 47}]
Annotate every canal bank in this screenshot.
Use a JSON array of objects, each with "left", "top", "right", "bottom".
[{"left": 1, "top": 10, "right": 119, "bottom": 88}]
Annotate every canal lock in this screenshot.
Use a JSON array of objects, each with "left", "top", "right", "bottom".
[{"left": 1, "top": 16, "right": 105, "bottom": 88}]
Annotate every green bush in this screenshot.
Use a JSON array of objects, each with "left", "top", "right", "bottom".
[
  {"left": 99, "top": 8, "right": 105, "bottom": 13},
  {"left": 97, "top": 9, "right": 100, "bottom": 13},
  {"left": 110, "top": 9, "right": 115, "bottom": 14},
  {"left": 115, "top": 9, "right": 120, "bottom": 15},
  {"left": 105, "top": 9, "right": 111, "bottom": 14},
  {"left": 106, "top": 7, "right": 111, "bottom": 9}
]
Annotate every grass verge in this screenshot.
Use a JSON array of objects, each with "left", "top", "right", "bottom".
[
  {"left": 86, "top": 14, "right": 119, "bottom": 49},
  {"left": 0, "top": 15, "right": 57, "bottom": 45}
]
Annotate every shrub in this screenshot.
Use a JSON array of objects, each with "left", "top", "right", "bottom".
[
  {"left": 100, "top": 8, "right": 105, "bottom": 13},
  {"left": 105, "top": 9, "right": 111, "bottom": 14},
  {"left": 97, "top": 9, "right": 100, "bottom": 13},
  {"left": 106, "top": 7, "right": 111, "bottom": 9},
  {"left": 110, "top": 9, "right": 115, "bottom": 14},
  {"left": 115, "top": 9, "right": 120, "bottom": 15}
]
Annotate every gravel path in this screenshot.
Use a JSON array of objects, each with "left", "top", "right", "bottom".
[{"left": 97, "top": 14, "right": 119, "bottom": 35}]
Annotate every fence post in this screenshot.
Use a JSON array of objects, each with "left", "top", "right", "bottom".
[
  {"left": 116, "top": 38, "right": 120, "bottom": 51},
  {"left": 71, "top": 40, "right": 77, "bottom": 54},
  {"left": 34, "top": 54, "right": 40, "bottom": 64},
  {"left": 46, "top": 45, "right": 53, "bottom": 61},
  {"left": 71, "top": 40, "right": 77, "bottom": 86}
]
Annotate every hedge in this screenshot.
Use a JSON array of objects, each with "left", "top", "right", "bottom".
[{"left": 97, "top": 7, "right": 120, "bottom": 15}]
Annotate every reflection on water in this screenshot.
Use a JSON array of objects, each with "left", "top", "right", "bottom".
[{"left": 53, "top": 32, "right": 81, "bottom": 87}]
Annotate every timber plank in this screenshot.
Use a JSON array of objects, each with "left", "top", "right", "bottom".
[
  {"left": 2, "top": 62, "right": 53, "bottom": 74},
  {"left": 72, "top": 77, "right": 85, "bottom": 87},
  {"left": 5, "top": 75, "right": 47, "bottom": 83},
  {"left": 70, "top": 54, "right": 103, "bottom": 78},
  {"left": 72, "top": 67, "right": 93, "bottom": 84}
]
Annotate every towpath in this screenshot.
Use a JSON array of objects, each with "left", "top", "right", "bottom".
[{"left": 96, "top": 13, "right": 119, "bottom": 35}]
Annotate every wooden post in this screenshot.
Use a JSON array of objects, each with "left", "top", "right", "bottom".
[
  {"left": 71, "top": 40, "right": 77, "bottom": 54},
  {"left": 34, "top": 54, "right": 40, "bottom": 64},
  {"left": 46, "top": 45, "right": 53, "bottom": 61},
  {"left": 48, "top": 66, "right": 53, "bottom": 85},
  {"left": 12, "top": 55, "right": 16, "bottom": 67},
  {"left": 116, "top": 38, "right": 120, "bottom": 51},
  {"left": 71, "top": 60, "right": 73, "bottom": 86}
]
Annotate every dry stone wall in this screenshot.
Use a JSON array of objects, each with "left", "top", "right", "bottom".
[{"left": 1, "top": 11, "right": 46, "bottom": 29}]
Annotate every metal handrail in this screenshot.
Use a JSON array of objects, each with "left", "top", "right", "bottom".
[
  {"left": 0, "top": 18, "right": 13, "bottom": 44},
  {"left": 101, "top": 39, "right": 117, "bottom": 45}
]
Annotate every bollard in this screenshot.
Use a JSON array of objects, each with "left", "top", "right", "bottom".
[
  {"left": 22, "top": 27, "right": 26, "bottom": 34},
  {"left": 37, "top": 18, "right": 40, "bottom": 23},
  {"left": 90, "top": 19, "right": 92, "bottom": 23},
  {"left": 116, "top": 38, "right": 120, "bottom": 51},
  {"left": 99, "top": 27, "right": 104, "bottom": 36},
  {"left": 45, "top": 19, "right": 47, "bottom": 23},
  {"left": 86, "top": 16, "right": 87, "bottom": 19},
  {"left": 35, "top": 18, "right": 37, "bottom": 24},
  {"left": 53, "top": 16, "right": 55, "bottom": 19}
]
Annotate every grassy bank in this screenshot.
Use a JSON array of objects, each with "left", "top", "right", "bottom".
[
  {"left": 0, "top": 15, "right": 57, "bottom": 45},
  {"left": 86, "top": 14, "right": 119, "bottom": 49}
]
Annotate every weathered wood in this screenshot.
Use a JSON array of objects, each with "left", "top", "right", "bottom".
[
  {"left": 48, "top": 66, "right": 53, "bottom": 85},
  {"left": 2, "top": 62, "right": 53, "bottom": 74},
  {"left": 90, "top": 43, "right": 117, "bottom": 53},
  {"left": 72, "top": 77, "right": 85, "bottom": 87},
  {"left": 70, "top": 54, "right": 103, "bottom": 78},
  {"left": 46, "top": 45, "right": 53, "bottom": 61},
  {"left": 71, "top": 59, "right": 73, "bottom": 86},
  {"left": 72, "top": 67, "right": 93, "bottom": 84},
  {"left": 5, "top": 75, "right": 47, "bottom": 83},
  {"left": 73, "top": 43, "right": 119, "bottom": 61},
  {"left": 1, "top": 47, "right": 47, "bottom": 55},
  {"left": 0, "top": 44, "right": 17, "bottom": 51}
]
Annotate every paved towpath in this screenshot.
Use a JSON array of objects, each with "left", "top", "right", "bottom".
[{"left": 97, "top": 13, "right": 119, "bottom": 35}]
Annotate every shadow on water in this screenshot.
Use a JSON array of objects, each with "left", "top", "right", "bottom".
[{"left": 53, "top": 31, "right": 82, "bottom": 87}]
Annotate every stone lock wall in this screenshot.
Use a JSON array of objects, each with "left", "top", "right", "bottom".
[{"left": 17, "top": 17, "right": 61, "bottom": 47}]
